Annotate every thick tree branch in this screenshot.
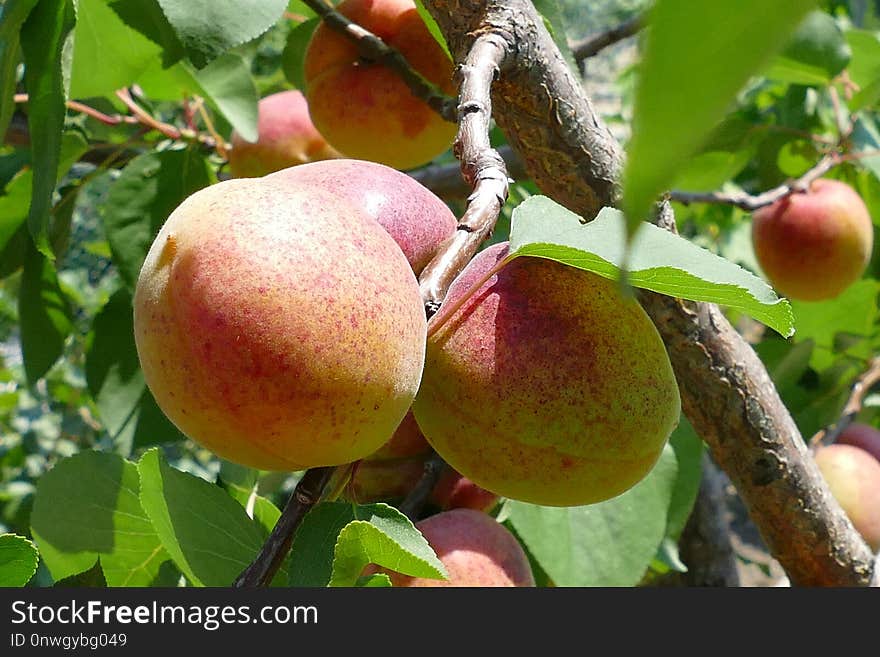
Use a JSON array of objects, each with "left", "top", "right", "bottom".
[
  {"left": 570, "top": 13, "right": 644, "bottom": 63},
  {"left": 422, "top": 0, "right": 875, "bottom": 586},
  {"left": 302, "top": 0, "right": 457, "bottom": 122}
]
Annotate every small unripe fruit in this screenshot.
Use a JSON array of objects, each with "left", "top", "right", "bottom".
[
  {"left": 380, "top": 509, "right": 535, "bottom": 587},
  {"left": 133, "top": 176, "right": 426, "bottom": 471},
  {"left": 413, "top": 243, "right": 681, "bottom": 507},
  {"left": 430, "top": 468, "right": 499, "bottom": 513},
  {"left": 228, "top": 90, "right": 340, "bottom": 178},
  {"left": 267, "top": 159, "right": 456, "bottom": 274},
  {"left": 751, "top": 179, "right": 873, "bottom": 301},
  {"left": 365, "top": 411, "right": 431, "bottom": 461},
  {"left": 347, "top": 457, "right": 425, "bottom": 503},
  {"left": 303, "top": 0, "right": 456, "bottom": 170},
  {"left": 814, "top": 444, "right": 880, "bottom": 551}
]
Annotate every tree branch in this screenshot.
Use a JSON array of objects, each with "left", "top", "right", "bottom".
[
  {"left": 302, "top": 0, "right": 457, "bottom": 122},
  {"left": 810, "top": 356, "right": 880, "bottom": 449},
  {"left": 422, "top": 0, "right": 875, "bottom": 586},
  {"left": 570, "top": 13, "right": 644, "bottom": 63},
  {"left": 397, "top": 451, "right": 447, "bottom": 521}
]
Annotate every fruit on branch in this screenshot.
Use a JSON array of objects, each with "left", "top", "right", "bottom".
[
  {"left": 302, "top": 0, "right": 456, "bottom": 170},
  {"left": 813, "top": 443, "right": 880, "bottom": 551},
  {"left": 430, "top": 468, "right": 499, "bottom": 513},
  {"left": 751, "top": 179, "right": 874, "bottom": 301},
  {"left": 347, "top": 456, "right": 425, "bottom": 503},
  {"left": 133, "top": 176, "right": 427, "bottom": 471},
  {"left": 412, "top": 242, "right": 681, "bottom": 507},
  {"left": 266, "top": 158, "right": 457, "bottom": 274},
  {"left": 836, "top": 422, "right": 880, "bottom": 463},
  {"left": 364, "top": 411, "right": 431, "bottom": 461},
  {"left": 227, "top": 90, "right": 340, "bottom": 178},
  {"left": 380, "top": 509, "right": 535, "bottom": 586}
]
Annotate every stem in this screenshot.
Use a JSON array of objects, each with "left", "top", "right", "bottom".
[
  {"left": 570, "top": 14, "right": 644, "bottom": 64},
  {"left": 397, "top": 452, "right": 447, "bottom": 521},
  {"left": 809, "top": 356, "right": 880, "bottom": 449}
]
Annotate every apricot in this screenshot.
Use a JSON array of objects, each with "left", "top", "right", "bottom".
[
  {"left": 303, "top": 0, "right": 456, "bottom": 170},
  {"left": 412, "top": 242, "right": 681, "bottom": 507},
  {"left": 266, "top": 159, "right": 457, "bottom": 274},
  {"left": 227, "top": 90, "right": 340, "bottom": 178},
  {"left": 751, "top": 179, "right": 874, "bottom": 301},
  {"left": 836, "top": 422, "right": 880, "bottom": 463},
  {"left": 133, "top": 176, "right": 427, "bottom": 471},
  {"left": 814, "top": 444, "right": 880, "bottom": 551},
  {"left": 430, "top": 468, "right": 499, "bottom": 513},
  {"left": 365, "top": 411, "right": 431, "bottom": 461},
  {"left": 381, "top": 509, "right": 535, "bottom": 587},
  {"left": 346, "top": 456, "right": 425, "bottom": 503}
]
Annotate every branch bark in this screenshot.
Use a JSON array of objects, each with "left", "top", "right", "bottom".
[
  {"left": 421, "top": 0, "right": 875, "bottom": 586},
  {"left": 570, "top": 13, "right": 644, "bottom": 63}
]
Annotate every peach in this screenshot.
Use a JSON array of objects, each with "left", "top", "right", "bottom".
[
  {"left": 266, "top": 159, "right": 457, "bottom": 274},
  {"left": 381, "top": 509, "right": 535, "bottom": 587},
  {"left": 133, "top": 176, "right": 426, "bottom": 471},
  {"left": 303, "top": 0, "right": 456, "bottom": 170},
  {"left": 751, "top": 179, "right": 874, "bottom": 301},
  {"left": 430, "top": 468, "right": 499, "bottom": 513},
  {"left": 814, "top": 444, "right": 880, "bottom": 551},
  {"left": 412, "top": 242, "right": 681, "bottom": 507},
  {"left": 836, "top": 422, "right": 880, "bottom": 463},
  {"left": 227, "top": 90, "right": 340, "bottom": 178}
]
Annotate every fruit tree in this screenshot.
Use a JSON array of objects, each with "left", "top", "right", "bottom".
[{"left": 1, "top": 0, "right": 879, "bottom": 591}]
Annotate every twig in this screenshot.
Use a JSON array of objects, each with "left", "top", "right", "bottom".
[
  {"left": 409, "top": 144, "right": 527, "bottom": 199},
  {"left": 397, "top": 451, "right": 447, "bottom": 521},
  {"left": 15, "top": 93, "right": 138, "bottom": 126},
  {"left": 810, "top": 356, "right": 880, "bottom": 450},
  {"left": 669, "top": 153, "right": 841, "bottom": 211},
  {"left": 192, "top": 95, "right": 229, "bottom": 159},
  {"left": 570, "top": 14, "right": 644, "bottom": 64},
  {"left": 302, "top": 0, "right": 457, "bottom": 122},
  {"left": 233, "top": 466, "right": 335, "bottom": 587},
  {"left": 417, "top": 34, "right": 510, "bottom": 311},
  {"left": 114, "top": 88, "right": 219, "bottom": 149}
]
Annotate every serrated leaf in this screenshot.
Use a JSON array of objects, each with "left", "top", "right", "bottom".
[
  {"left": 764, "top": 11, "right": 850, "bottom": 85},
  {"left": 138, "top": 449, "right": 278, "bottom": 587},
  {"left": 329, "top": 504, "right": 446, "bottom": 587},
  {"left": 30, "top": 450, "right": 168, "bottom": 586},
  {"left": 0, "top": 0, "right": 40, "bottom": 142},
  {"left": 508, "top": 196, "right": 794, "bottom": 337},
  {"left": 623, "top": 0, "right": 817, "bottom": 234},
  {"left": 69, "top": 0, "right": 164, "bottom": 98},
  {"left": 19, "top": 241, "right": 73, "bottom": 384},
  {"left": 191, "top": 53, "right": 258, "bottom": 142},
  {"left": 356, "top": 573, "right": 392, "bottom": 587},
  {"left": 504, "top": 441, "right": 678, "bottom": 586},
  {"left": 281, "top": 17, "right": 319, "bottom": 91},
  {"left": 100, "top": 148, "right": 213, "bottom": 289},
  {"left": 85, "top": 288, "right": 184, "bottom": 454},
  {"left": 20, "top": 0, "right": 77, "bottom": 258},
  {"left": 155, "top": 0, "right": 287, "bottom": 68},
  {"left": 0, "top": 533, "right": 39, "bottom": 586}
]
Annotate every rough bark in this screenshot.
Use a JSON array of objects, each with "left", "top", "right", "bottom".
[{"left": 422, "top": 0, "right": 875, "bottom": 586}]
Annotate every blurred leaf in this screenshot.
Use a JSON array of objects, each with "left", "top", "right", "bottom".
[
  {"left": 138, "top": 448, "right": 278, "bottom": 587},
  {"left": 191, "top": 53, "right": 258, "bottom": 142},
  {"left": 329, "top": 503, "right": 446, "bottom": 587},
  {"left": 665, "top": 418, "right": 704, "bottom": 541},
  {"left": 504, "top": 441, "right": 678, "bottom": 586},
  {"left": 30, "top": 450, "right": 168, "bottom": 586},
  {"left": 100, "top": 148, "right": 213, "bottom": 289},
  {"left": 777, "top": 139, "right": 819, "bottom": 177},
  {"left": 531, "top": 0, "right": 577, "bottom": 73},
  {"left": 281, "top": 17, "right": 319, "bottom": 91},
  {"left": 850, "top": 116, "right": 880, "bottom": 181},
  {"left": 673, "top": 150, "right": 755, "bottom": 192},
  {"left": 764, "top": 11, "right": 850, "bottom": 84},
  {"left": 69, "top": 0, "right": 163, "bottom": 98},
  {"left": 413, "top": 0, "right": 451, "bottom": 60},
  {"left": 623, "top": 0, "right": 816, "bottom": 233},
  {"left": 19, "top": 242, "right": 73, "bottom": 384},
  {"left": 0, "top": 0, "right": 40, "bottom": 141},
  {"left": 0, "top": 533, "right": 39, "bottom": 586},
  {"left": 155, "top": 0, "right": 288, "bottom": 68},
  {"left": 85, "top": 289, "right": 184, "bottom": 454},
  {"left": 846, "top": 28, "right": 880, "bottom": 110},
  {"left": 509, "top": 197, "right": 794, "bottom": 337},
  {"left": 109, "top": 0, "right": 185, "bottom": 68},
  {"left": 20, "top": 0, "right": 77, "bottom": 258}
]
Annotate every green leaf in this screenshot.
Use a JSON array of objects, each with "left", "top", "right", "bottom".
[
  {"left": 0, "top": 533, "right": 39, "bottom": 586},
  {"left": 329, "top": 504, "right": 446, "bottom": 587},
  {"left": 191, "top": 53, "right": 258, "bottom": 142},
  {"left": 108, "top": 0, "right": 186, "bottom": 68},
  {"left": 85, "top": 288, "right": 184, "bottom": 454},
  {"left": 665, "top": 418, "right": 704, "bottom": 541},
  {"left": 504, "top": 441, "right": 679, "bottom": 586},
  {"left": 764, "top": 11, "right": 850, "bottom": 85},
  {"left": 30, "top": 450, "right": 169, "bottom": 586},
  {"left": 289, "top": 502, "right": 446, "bottom": 587},
  {"left": 20, "top": 0, "right": 77, "bottom": 258},
  {"left": 281, "top": 17, "right": 319, "bottom": 91},
  {"left": 0, "top": 0, "right": 40, "bottom": 142},
  {"left": 846, "top": 29, "right": 880, "bottom": 110},
  {"left": 413, "top": 0, "right": 451, "bottom": 60},
  {"left": 138, "top": 448, "right": 275, "bottom": 587},
  {"left": 69, "top": 0, "right": 164, "bottom": 98},
  {"left": 155, "top": 0, "right": 287, "bottom": 68},
  {"left": 100, "top": 148, "right": 213, "bottom": 289},
  {"left": 623, "top": 0, "right": 817, "bottom": 233},
  {"left": 356, "top": 573, "right": 392, "bottom": 587},
  {"left": 19, "top": 241, "right": 73, "bottom": 384},
  {"left": 217, "top": 462, "right": 282, "bottom": 537},
  {"left": 508, "top": 196, "right": 794, "bottom": 337}
]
